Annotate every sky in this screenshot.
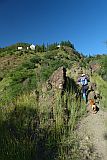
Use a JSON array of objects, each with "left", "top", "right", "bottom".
[{"left": 0, "top": 0, "right": 107, "bottom": 55}]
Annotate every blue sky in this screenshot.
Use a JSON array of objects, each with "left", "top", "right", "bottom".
[{"left": 0, "top": 0, "right": 107, "bottom": 55}]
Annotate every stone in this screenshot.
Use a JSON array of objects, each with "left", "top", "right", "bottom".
[{"left": 47, "top": 66, "right": 66, "bottom": 91}]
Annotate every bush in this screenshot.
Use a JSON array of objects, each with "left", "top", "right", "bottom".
[
  {"left": 30, "top": 56, "right": 41, "bottom": 64},
  {"left": 98, "top": 55, "right": 107, "bottom": 81},
  {"left": 22, "top": 61, "right": 35, "bottom": 69}
]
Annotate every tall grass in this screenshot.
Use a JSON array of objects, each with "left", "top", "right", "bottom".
[{"left": 0, "top": 85, "right": 86, "bottom": 160}]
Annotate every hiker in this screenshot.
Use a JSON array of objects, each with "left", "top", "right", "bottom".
[{"left": 77, "top": 73, "right": 89, "bottom": 102}]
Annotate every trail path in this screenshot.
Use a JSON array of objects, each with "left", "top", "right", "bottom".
[{"left": 78, "top": 109, "right": 107, "bottom": 160}]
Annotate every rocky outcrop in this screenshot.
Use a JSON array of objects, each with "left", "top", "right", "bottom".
[
  {"left": 39, "top": 67, "right": 67, "bottom": 125},
  {"left": 90, "top": 62, "right": 101, "bottom": 73},
  {"left": 46, "top": 66, "right": 66, "bottom": 91}
]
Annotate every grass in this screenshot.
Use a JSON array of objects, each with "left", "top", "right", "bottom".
[
  {"left": 0, "top": 82, "right": 87, "bottom": 160},
  {"left": 91, "top": 73, "right": 107, "bottom": 109}
]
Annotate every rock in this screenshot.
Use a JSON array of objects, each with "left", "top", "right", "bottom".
[
  {"left": 87, "top": 91, "right": 96, "bottom": 101},
  {"left": 89, "top": 82, "right": 97, "bottom": 90},
  {"left": 90, "top": 62, "right": 101, "bottom": 72},
  {"left": 47, "top": 66, "right": 66, "bottom": 91},
  {"left": 22, "top": 78, "right": 30, "bottom": 86},
  {"left": 85, "top": 136, "right": 90, "bottom": 140}
]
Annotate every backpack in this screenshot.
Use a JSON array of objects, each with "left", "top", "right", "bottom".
[{"left": 80, "top": 77, "right": 88, "bottom": 86}]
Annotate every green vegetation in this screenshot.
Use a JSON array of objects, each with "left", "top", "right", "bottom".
[
  {"left": 84, "top": 54, "right": 107, "bottom": 108},
  {"left": 91, "top": 73, "right": 107, "bottom": 109},
  {"left": 0, "top": 41, "right": 107, "bottom": 159},
  {"left": 86, "top": 54, "right": 107, "bottom": 81},
  {"left": 98, "top": 55, "right": 107, "bottom": 81},
  {"left": 0, "top": 90, "right": 86, "bottom": 160},
  {"left": 60, "top": 40, "right": 75, "bottom": 49}
]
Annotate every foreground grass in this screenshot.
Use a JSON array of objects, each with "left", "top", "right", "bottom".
[{"left": 0, "top": 88, "right": 86, "bottom": 160}]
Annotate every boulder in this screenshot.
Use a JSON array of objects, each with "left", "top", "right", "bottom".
[{"left": 47, "top": 66, "right": 66, "bottom": 91}]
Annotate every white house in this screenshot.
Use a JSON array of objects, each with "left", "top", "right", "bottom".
[
  {"left": 30, "top": 44, "right": 35, "bottom": 50},
  {"left": 17, "top": 46, "right": 23, "bottom": 50}
]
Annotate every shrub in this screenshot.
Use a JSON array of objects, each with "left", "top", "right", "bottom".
[
  {"left": 98, "top": 55, "right": 107, "bottom": 81},
  {"left": 22, "top": 61, "right": 35, "bottom": 69},
  {"left": 30, "top": 56, "right": 41, "bottom": 64}
]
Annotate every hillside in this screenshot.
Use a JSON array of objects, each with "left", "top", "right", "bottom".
[
  {"left": 0, "top": 42, "right": 84, "bottom": 104},
  {"left": 0, "top": 42, "right": 107, "bottom": 160}
]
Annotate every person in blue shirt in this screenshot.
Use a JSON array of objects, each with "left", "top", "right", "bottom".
[{"left": 77, "top": 73, "right": 89, "bottom": 102}]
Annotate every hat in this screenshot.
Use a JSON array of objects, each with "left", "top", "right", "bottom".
[{"left": 81, "top": 73, "right": 85, "bottom": 76}]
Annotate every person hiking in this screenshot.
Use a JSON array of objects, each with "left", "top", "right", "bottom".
[{"left": 77, "top": 73, "right": 89, "bottom": 102}]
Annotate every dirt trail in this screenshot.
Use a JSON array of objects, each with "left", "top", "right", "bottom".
[{"left": 78, "top": 109, "right": 107, "bottom": 160}]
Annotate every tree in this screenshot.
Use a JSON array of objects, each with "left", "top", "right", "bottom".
[
  {"left": 60, "top": 40, "right": 74, "bottom": 49},
  {"left": 41, "top": 43, "right": 46, "bottom": 52},
  {"left": 46, "top": 42, "right": 58, "bottom": 51}
]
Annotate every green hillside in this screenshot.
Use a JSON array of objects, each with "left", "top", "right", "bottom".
[
  {"left": 0, "top": 41, "right": 83, "bottom": 104},
  {"left": 0, "top": 41, "right": 107, "bottom": 160}
]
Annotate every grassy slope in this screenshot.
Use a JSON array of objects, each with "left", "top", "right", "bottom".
[
  {"left": 87, "top": 54, "right": 107, "bottom": 109},
  {"left": 0, "top": 46, "right": 107, "bottom": 159},
  {"left": 0, "top": 48, "right": 81, "bottom": 104},
  {"left": 91, "top": 73, "right": 107, "bottom": 109}
]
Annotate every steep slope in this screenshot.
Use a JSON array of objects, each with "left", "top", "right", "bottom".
[
  {"left": 0, "top": 44, "right": 86, "bottom": 160},
  {"left": 0, "top": 42, "right": 107, "bottom": 160},
  {"left": 0, "top": 45, "right": 83, "bottom": 104}
]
